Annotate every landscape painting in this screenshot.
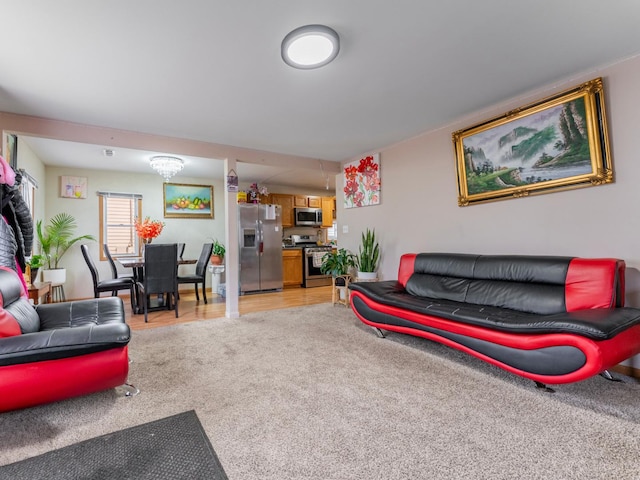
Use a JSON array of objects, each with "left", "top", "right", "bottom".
[{"left": 453, "top": 78, "right": 612, "bottom": 206}]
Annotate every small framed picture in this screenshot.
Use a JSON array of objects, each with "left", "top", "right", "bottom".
[{"left": 60, "top": 176, "right": 88, "bottom": 199}]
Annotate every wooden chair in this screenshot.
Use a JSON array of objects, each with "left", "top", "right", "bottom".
[{"left": 332, "top": 274, "right": 352, "bottom": 307}]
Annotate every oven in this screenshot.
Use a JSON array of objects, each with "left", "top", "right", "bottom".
[{"left": 302, "top": 246, "right": 333, "bottom": 287}]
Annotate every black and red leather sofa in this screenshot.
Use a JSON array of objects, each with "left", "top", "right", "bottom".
[
  {"left": 349, "top": 253, "right": 640, "bottom": 387},
  {"left": 0, "top": 267, "right": 131, "bottom": 412}
]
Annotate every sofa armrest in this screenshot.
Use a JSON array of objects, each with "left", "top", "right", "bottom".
[
  {"left": 0, "top": 322, "right": 130, "bottom": 366},
  {"left": 36, "top": 297, "right": 126, "bottom": 330}
]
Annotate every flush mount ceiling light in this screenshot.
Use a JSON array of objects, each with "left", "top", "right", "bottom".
[
  {"left": 149, "top": 156, "right": 184, "bottom": 182},
  {"left": 281, "top": 24, "right": 340, "bottom": 69}
]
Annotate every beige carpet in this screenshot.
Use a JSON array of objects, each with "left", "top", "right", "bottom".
[{"left": 1, "top": 303, "right": 639, "bottom": 479}]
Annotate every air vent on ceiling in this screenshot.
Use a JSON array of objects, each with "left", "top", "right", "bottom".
[{"left": 103, "top": 149, "right": 115, "bottom": 157}]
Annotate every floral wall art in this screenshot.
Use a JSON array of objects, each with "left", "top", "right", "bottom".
[{"left": 343, "top": 153, "right": 381, "bottom": 209}]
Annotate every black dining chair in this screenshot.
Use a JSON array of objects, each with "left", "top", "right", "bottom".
[
  {"left": 177, "top": 243, "right": 213, "bottom": 303},
  {"left": 81, "top": 244, "right": 135, "bottom": 309},
  {"left": 103, "top": 244, "right": 134, "bottom": 281},
  {"left": 137, "top": 243, "right": 179, "bottom": 323},
  {"left": 177, "top": 242, "right": 185, "bottom": 260}
]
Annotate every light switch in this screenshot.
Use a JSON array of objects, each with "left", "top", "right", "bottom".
[{"left": 342, "top": 225, "right": 349, "bottom": 234}]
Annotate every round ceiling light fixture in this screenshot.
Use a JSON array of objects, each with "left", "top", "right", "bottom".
[{"left": 281, "top": 24, "right": 340, "bottom": 69}]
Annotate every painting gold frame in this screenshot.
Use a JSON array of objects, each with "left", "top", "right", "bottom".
[
  {"left": 452, "top": 77, "right": 612, "bottom": 206},
  {"left": 163, "top": 183, "right": 214, "bottom": 219}
]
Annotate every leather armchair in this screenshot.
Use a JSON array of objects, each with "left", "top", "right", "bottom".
[{"left": 0, "top": 266, "right": 132, "bottom": 412}]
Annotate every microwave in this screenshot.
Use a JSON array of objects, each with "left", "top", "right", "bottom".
[{"left": 294, "top": 208, "right": 323, "bottom": 227}]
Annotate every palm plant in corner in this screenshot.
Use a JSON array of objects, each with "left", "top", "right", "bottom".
[
  {"left": 36, "top": 212, "right": 95, "bottom": 284},
  {"left": 356, "top": 228, "right": 380, "bottom": 280}
]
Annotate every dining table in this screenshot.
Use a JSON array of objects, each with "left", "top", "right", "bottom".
[{"left": 118, "top": 256, "right": 197, "bottom": 314}]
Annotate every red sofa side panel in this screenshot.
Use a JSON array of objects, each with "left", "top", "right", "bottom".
[
  {"left": 565, "top": 258, "right": 619, "bottom": 311},
  {"left": 0, "top": 346, "right": 130, "bottom": 412},
  {"left": 398, "top": 254, "right": 417, "bottom": 287}
]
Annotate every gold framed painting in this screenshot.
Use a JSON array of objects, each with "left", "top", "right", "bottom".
[
  {"left": 163, "top": 183, "right": 213, "bottom": 219},
  {"left": 452, "top": 77, "right": 612, "bottom": 206}
]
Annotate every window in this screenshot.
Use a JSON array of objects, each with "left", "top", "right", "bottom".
[
  {"left": 18, "top": 169, "right": 37, "bottom": 219},
  {"left": 98, "top": 192, "right": 142, "bottom": 260},
  {"left": 327, "top": 220, "right": 337, "bottom": 241}
]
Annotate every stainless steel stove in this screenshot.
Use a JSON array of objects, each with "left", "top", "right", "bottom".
[{"left": 291, "top": 235, "right": 333, "bottom": 287}]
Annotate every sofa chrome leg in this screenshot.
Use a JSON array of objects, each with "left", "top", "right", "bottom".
[
  {"left": 372, "top": 327, "right": 386, "bottom": 338},
  {"left": 116, "top": 383, "right": 140, "bottom": 397},
  {"left": 600, "top": 370, "right": 623, "bottom": 382},
  {"left": 534, "top": 381, "right": 555, "bottom": 393}
]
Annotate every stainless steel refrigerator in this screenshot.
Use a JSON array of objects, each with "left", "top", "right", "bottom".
[{"left": 239, "top": 203, "right": 283, "bottom": 294}]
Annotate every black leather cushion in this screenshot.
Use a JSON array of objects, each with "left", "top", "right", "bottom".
[
  {"left": 406, "top": 253, "right": 572, "bottom": 315},
  {"left": 350, "top": 281, "right": 640, "bottom": 340}
]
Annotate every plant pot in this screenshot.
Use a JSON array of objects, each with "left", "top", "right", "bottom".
[
  {"left": 210, "top": 255, "right": 224, "bottom": 265},
  {"left": 357, "top": 271, "right": 377, "bottom": 281},
  {"left": 42, "top": 268, "right": 67, "bottom": 285},
  {"left": 30, "top": 267, "right": 40, "bottom": 284}
]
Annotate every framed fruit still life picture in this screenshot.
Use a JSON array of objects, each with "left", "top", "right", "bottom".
[{"left": 163, "top": 183, "right": 213, "bottom": 218}]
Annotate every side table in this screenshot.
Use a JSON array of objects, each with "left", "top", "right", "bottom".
[
  {"left": 28, "top": 281, "right": 52, "bottom": 305},
  {"left": 332, "top": 274, "right": 352, "bottom": 307}
]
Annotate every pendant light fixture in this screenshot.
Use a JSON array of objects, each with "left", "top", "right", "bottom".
[{"left": 149, "top": 156, "right": 184, "bottom": 182}]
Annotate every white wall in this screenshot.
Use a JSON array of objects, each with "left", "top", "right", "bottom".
[{"left": 338, "top": 55, "right": 640, "bottom": 367}]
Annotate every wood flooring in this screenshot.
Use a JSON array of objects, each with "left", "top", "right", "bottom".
[{"left": 126, "top": 286, "right": 335, "bottom": 330}]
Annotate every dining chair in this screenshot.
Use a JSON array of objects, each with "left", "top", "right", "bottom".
[
  {"left": 177, "top": 243, "right": 213, "bottom": 303},
  {"left": 81, "top": 244, "right": 135, "bottom": 309},
  {"left": 137, "top": 243, "right": 179, "bottom": 323},
  {"left": 177, "top": 242, "right": 185, "bottom": 260},
  {"left": 103, "top": 244, "right": 134, "bottom": 281}
]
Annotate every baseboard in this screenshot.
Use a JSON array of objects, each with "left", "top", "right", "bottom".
[{"left": 611, "top": 364, "right": 640, "bottom": 379}]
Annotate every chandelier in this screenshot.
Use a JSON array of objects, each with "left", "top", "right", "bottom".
[{"left": 149, "top": 156, "right": 184, "bottom": 182}]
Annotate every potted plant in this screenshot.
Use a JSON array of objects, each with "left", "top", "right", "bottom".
[
  {"left": 320, "top": 248, "right": 356, "bottom": 284},
  {"left": 210, "top": 238, "right": 226, "bottom": 265},
  {"left": 36, "top": 212, "right": 96, "bottom": 284},
  {"left": 27, "top": 254, "right": 45, "bottom": 284},
  {"left": 356, "top": 228, "right": 380, "bottom": 280}
]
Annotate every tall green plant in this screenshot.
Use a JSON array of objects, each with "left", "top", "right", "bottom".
[
  {"left": 356, "top": 228, "right": 380, "bottom": 273},
  {"left": 36, "top": 213, "right": 96, "bottom": 269}
]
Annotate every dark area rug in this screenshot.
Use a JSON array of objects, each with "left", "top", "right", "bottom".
[{"left": 0, "top": 410, "right": 227, "bottom": 480}]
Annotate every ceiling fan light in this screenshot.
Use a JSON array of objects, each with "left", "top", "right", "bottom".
[{"left": 282, "top": 25, "right": 340, "bottom": 70}]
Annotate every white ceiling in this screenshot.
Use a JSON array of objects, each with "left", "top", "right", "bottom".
[{"left": 2, "top": 1, "right": 640, "bottom": 189}]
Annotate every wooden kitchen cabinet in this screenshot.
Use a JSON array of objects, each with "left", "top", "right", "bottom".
[
  {"left": 307, "top": 196, "right": 322, "bottom": 208},
  {"left": 270, "top": 193, "right": 294, "bottom": 227},
  {"left": 282, "top": 249, "right": 303, "bottom": 287},
  {"left": 293, "top": 195, "right": 308, "bottom": 208},
  {"left": 321, "top": 196, "right": 335, "bottom": 227}
]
